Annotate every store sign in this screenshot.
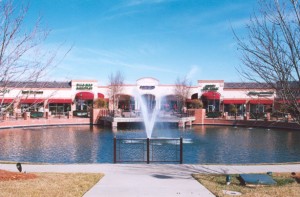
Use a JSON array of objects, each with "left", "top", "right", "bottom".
[
  {"left": 0, "top": 89, "right": 10, "bottom": 94},
  {"left": 202, "top": 85, "right": 218, "bottom": 91},
  {"left": 22, "top": 90, "right": 43, "bottom": 94},
  {"left": 140, "top": 86, "right": 155, "bottom": 90},
  {"left": 76, "top": 83, "right": 93, "bottom": 90},
  {"left": 248, "top": 91, "right": 274, "bottom": 96}
]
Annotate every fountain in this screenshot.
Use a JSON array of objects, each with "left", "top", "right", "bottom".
[{"left": 134, "top": 91, "right": 161, "bottom": 138}]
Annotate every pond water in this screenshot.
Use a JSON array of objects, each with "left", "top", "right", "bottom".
[{"left": 0, "top": 125, "right": 299, "bottom": 164}]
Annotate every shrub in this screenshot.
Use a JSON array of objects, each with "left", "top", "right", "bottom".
[
  {"left": 188, "top": 99, "right": 203, "bottom": 109},
  {"left": 93, "top": 98, "right": 107, "bottom": 108}
]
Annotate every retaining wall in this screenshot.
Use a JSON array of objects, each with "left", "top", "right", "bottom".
[{"left": 0, "top": 118, "right": 89, "bottom": 129}]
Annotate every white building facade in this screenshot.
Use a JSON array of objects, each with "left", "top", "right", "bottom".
[{"left": 0, "top": 77, "right": 276, "bottom": 117}]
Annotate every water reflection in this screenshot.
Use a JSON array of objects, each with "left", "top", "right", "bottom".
[{"left": 0, "top": 125, "right": 299, "bottom": 164}]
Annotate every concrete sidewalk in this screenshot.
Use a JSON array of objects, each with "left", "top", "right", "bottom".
[{"left": 1, "top": 163, "right": 299, "bottom": 197}]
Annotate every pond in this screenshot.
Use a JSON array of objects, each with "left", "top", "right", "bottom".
[{"left": 0, "top": 125, "right": 299, "bottom": 164}]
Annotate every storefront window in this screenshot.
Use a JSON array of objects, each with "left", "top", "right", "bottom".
[
  {"left": 206, "top": 100, "right": 220, "bottom": 112},
  {"left": 250, "top": 104, "right": 265, "bottom": 113},
  {"left": 0, "top": 104, "right": 13, "bottom": 115},
  {"left": 21, "top": 103, "right": 44, "bottom": 113},
  {"left": 224, "top": 104, "right": 245, "bottom": 116},
  {"left": 75, "top": 100, "right": 92, "bottom": 111},
  {"left": 49, "top": 103, "right": 71, "bottom": 115}
]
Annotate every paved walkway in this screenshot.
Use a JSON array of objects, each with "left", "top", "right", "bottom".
[{"left": 1, "top": 163, "right": 300, "bottom": 197}]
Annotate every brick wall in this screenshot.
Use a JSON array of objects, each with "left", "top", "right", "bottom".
[
  {"left": 0, "top": 118, "right": 89, "bottom": 129},
  {"left": 193, "top": 109, "right": 206, "bottom": 124},
  {"left": 193, "top": 108, "right": 300, "bottom": 130}
]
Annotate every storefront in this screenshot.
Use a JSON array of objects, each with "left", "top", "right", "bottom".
[
  {"left": 201, "top": 91, "right": 220, "bottom": 112},
  {"left": 117, "top": 94, "right": 135, "bottom": 111},
  {"left": 161, "top": 95, "right": 177, "bottom": 111},
  {"left": 0, "top": 99, "right": 14, "bottom": 115},
  {"left": 223, "top": 99, "right": 246, "bottom": 116},
  {"left": 20, "top": 99, "right": 44, "bottom": 112},
  {"left": 75, "top": 92, "right": 94, "bottom": 111},
  {"left": 249, "top": 99, "right": 273, "bottom": 119},
  {"left": 48, "top": 99, "right": 72, "bottom": 115}
]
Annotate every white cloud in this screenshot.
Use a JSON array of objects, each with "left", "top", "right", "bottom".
[
  {"left": 51, "top": 46, "right": 180, "bottom": 82},
  {"left": 186, "top": 65, "right": 199, "bottom": 80}
]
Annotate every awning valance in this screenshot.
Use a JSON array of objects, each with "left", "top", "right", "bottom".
[
  {"left": 48, "top": 99, "right": 72, "bottom": 104},
  {"left": 20, "top": 99, "right": 44, "bottom": 104},
  {"left": 223, "top": 99, "right": 246, "bottom": 104},
  {"left": 201, "top": 91, "right": 220, "bottom": 100},
  {"left": 76, "top": 92, "right": 94, "bottom": 100},
  {"left": 249, "top": 99, "right": 273, "bottom": 105},
  {"left": 0, "top": 98, "right": 14, "bottom": 103},
  {"left": 97, "top": 93, "right": 104, "bottom": 99}
]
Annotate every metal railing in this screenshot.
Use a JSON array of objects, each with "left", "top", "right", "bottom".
[
  {"left": 105, "top": 109, "right": 195, "bottom": 118},
  {"left": 250, "top": 112, "right": 266, "bottom": 120},
  {"left": 114, "top": 137, "right": 183, "bottom": 164}
]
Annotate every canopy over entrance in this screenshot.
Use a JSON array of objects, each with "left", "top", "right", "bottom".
[
  {"left": 76, "top": 92, "right": 94, "bottom": 100},
  {"left": 201, "top": 91, "right": 220, "bottom": 100},
  {"left": 97, "top": 93, "right": 104, "bottom": 99}
]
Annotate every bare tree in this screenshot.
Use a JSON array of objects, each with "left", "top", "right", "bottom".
[
  {"left": 0, "top": 0, "right": 70, "bottom": 114},
  {"left": 0, "top": 0, "right": 70, "bottom": 115},
  {"left": 174, "top": 76, "right": 192, "bottom": 113},
  {"left": 108, "top": 71, "right": 125, "bottom": 113},
  {"left": 235, "top": 0, "right": 300, "bottom": 123}
]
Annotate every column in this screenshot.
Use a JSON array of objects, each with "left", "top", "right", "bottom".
[
  {"left": 135, "top": 97, "right": 139, "bottom": 111},
  {"left": 157, "top": 97, "right": 161, "bottom": 110}
]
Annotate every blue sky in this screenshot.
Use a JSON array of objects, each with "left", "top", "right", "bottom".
[{"left": 23, "top": 0, "right": 258, "bottom": 85}]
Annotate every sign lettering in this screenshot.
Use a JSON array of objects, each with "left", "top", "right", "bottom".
[{"left": 76, "top": 83, "right": 93, "bottom": 90}]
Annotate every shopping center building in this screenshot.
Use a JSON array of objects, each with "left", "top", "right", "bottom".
[{"left": 0, "top": 77, "right": 276, "bottom": 117}]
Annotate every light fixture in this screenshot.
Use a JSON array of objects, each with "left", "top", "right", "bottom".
[
  {"left": 16, "top": 162, "right": 22, "bottom": 172},
  {"left": 226, "top": 175, "right": 231, "bottom": 185}
]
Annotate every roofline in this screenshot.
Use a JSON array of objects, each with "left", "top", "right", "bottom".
[
  {"left": 198, "top": 80, "right": 224, "bottom": 83},
  {"left": 136, "top": 77, "right": 159, "bottom": 82}
]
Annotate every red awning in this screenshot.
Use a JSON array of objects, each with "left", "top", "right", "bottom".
[
  {"left": 20, "top": 99, "right": 44, "bottom": 104},
  {"left": 249, "top": 99, "right": 273, "bottom": 105},
  {"left": 76, "top": 92, "right": 94, "bottom": 100},
  {"left": 201, "top": 91, "right": 221, "bottom": 100},
  {"left": 0, "top": 98, "right": 14, "bottom": 103},
  {"left": 48, "top": 99, "right": 72, "bottom": 104},
  {"left": 98, "top": 93, "right": 104, "bottom": 99},
  {"left": 223, "top": 99, "right": 246, "bottom": 104}
]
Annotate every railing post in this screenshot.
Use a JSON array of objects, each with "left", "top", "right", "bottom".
[
  {"left": 147, "top": 138, "right": 150, "bottom": 164},
  {"left": 180, "top": 137, "right": 183, "bottom": 164},
  {"left": 114, "top": 137, "right": 117, "bottom": 163}
]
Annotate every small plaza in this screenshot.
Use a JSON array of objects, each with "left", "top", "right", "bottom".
[{"left": 1, "top": 0, "right": 300, "bottom": 196}]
